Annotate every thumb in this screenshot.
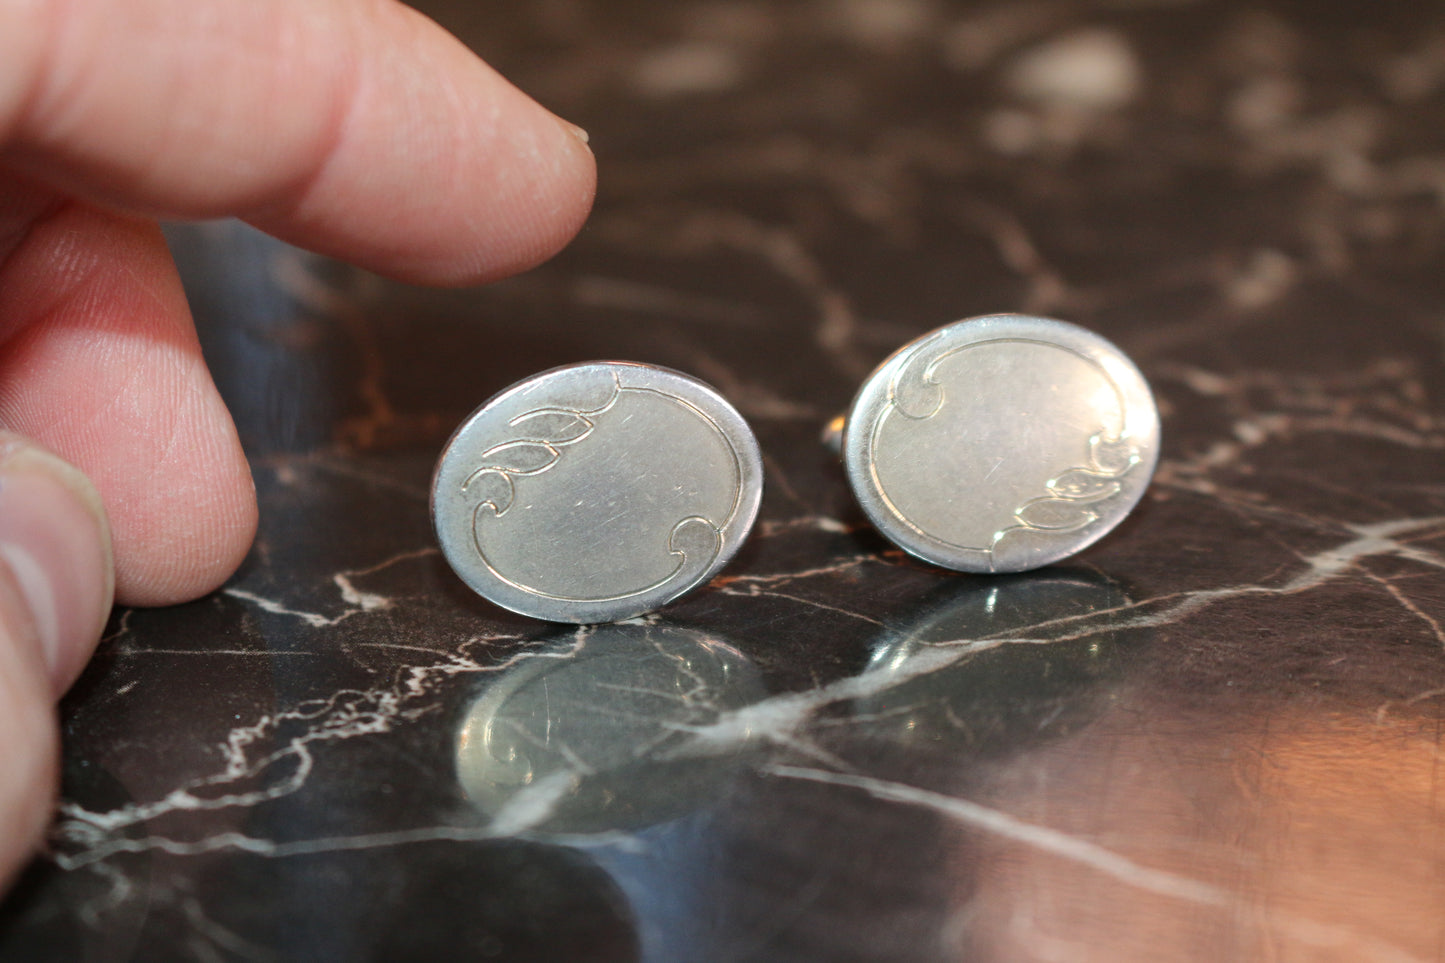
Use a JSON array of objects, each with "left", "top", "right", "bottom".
[
  {"left": 0, "top": 433, "right": 114, "bottom": 695},
  {"left": 0, "top": 433, "right": 112, "bottom": 885}
]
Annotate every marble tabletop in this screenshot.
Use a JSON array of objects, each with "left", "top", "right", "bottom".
[{"left": 5, "top": 0, "right": 1445, "bottom": 960}]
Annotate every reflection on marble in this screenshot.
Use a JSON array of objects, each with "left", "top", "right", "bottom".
[
  {"left": 454, "top": 623, "right": 764, "bottom": 834},
  {"left": 6, "top": 0, "right": 1445, "bottom": 959},
  {"left": 848, "top": 571, "right": 1136, "bottom": 756}
]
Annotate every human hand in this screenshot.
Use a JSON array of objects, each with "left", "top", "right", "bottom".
[{"left": 0, "top": 0, "right": 595, "bottom": 882}]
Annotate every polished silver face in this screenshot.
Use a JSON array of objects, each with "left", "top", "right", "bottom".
[
  {"left": 841, "top": 314, "right": 1159, "bottom": 573},
  {"left": 432, "top": 362, "right": 763, "bottom": 622}
]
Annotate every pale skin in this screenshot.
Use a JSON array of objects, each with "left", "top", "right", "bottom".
[{"left": 0, "top": 0, "right": 595, "bottom": 884}]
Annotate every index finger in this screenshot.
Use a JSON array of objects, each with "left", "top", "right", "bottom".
[{"left": 0, "top": 0, "right": 595, "bottom": 284}]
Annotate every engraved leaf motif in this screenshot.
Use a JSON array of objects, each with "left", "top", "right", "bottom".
[
  {"left": 1091, "top": 435, "right": 1138, "bottom": 474},
  {"left": 668, "top": 515, "right": 722, "bottom": 559},
  {"left": 990, "top": 422, "right": 1140, "bottom": 564},
  {"left": 1047, "top": 470, "right": 1123, "bottom": 502},
  {"left": 508, "top": 410, "right": 593, "bottom": 445},
  {"left": 1015, "top": 498, "right": 1098, "bottom": 532},
  {"left": 463, "top": 469, "right": 514, "bottom": 516},
  {"left": 891, "top": 373, "right": 944, "bottom": 420},
  {"left": 478, "top": 441, "right": 559, "bottom": 475},
  {"left": 560, "top": 371, "right": 623, "bottom": 415},
  {"left": 666, "top": 516, "right": 724, "bottom": 593}
]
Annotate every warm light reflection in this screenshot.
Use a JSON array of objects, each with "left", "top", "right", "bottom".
[{"left": 954, "top": 702, "right": 1445, "bottom": 961}]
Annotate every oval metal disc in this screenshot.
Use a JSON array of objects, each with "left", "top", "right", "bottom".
[
  {"left": 432, "top": 361, "right": 763, "bottom": 623},
  {"left": 842, "top": 314, "right": 1160, "bottom": 574}
]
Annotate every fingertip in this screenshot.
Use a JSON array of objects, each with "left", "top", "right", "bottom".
[
  {"left": 0, "top": 434, "right": 112, "bottom": 693},
  {"left": 0, "top": 195, "right": 258, "bottom": 612},
  {"left": 0, "top": 589, "right": 57, "bottom": 887},
  {"left": 490, "top": 112, "right": 597, "bottom": 283},
  {"left": 241, "top": 1, "right": 599, "bottom": 286},
  {"left": 111, "top": 447, "right": 257, "bottom": 608},
  {"left": 446, "top": 111, "right": 598, "bottom": 287},
  {"left": 0, "top": 435, "right": 81, "bottom": 887},
  {"left": 6, "top": 0, "right": 598, "bottom": 286},
  {"left": 0, "top": 659, "right": 56, "bottom": 887},
  {"left": 374, "top": 106, "right": 598, "bottom": 287}
]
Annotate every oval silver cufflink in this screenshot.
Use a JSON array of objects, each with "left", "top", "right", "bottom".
[
  {"left": 432, "top": 361, "right": 764, "bottom": 623},
  {"left": 826, "top": 314, "right": 1160, "bottom": 574}
]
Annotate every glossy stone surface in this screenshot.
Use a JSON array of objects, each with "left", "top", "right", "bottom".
[{"left": 6, "top": 1, "right": 1445, "bottom": 960}]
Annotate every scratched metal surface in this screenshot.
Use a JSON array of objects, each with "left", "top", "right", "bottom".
[{"left": 4, "top": 1, "right": 1445, "bottom": 960}]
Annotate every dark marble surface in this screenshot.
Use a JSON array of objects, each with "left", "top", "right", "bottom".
[{"left": 6, "top": 0, "right": 1445, "bottom": 959}]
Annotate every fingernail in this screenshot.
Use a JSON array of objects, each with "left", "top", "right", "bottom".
[
  {"left": 0, "top": 435, "right": 113, "bottom": 692},
  {"left": 561, "top": 119, "right": 591, "bottom": 148}
]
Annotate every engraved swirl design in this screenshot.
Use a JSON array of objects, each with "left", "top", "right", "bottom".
[
  {"left": 872, "top": 335, "right": 1140, "bottom": 570},
  {"left": 458, "top": 372, "right": 737, "bottom": 604}
]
